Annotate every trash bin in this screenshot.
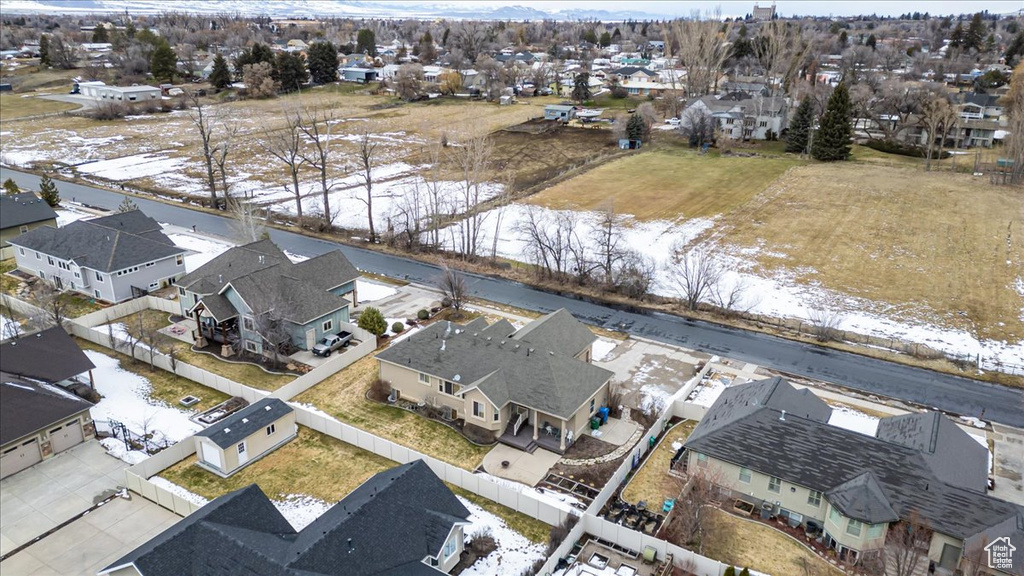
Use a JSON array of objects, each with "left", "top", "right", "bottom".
[
  {"left": 590, "top": 417, "right": 601, "bottom": 430},
  {"left": 598, "top": 407, "right": 610, "bottom": 424},
  {"left": 649, "top": 436, "right": 656, "bottom": 449}
]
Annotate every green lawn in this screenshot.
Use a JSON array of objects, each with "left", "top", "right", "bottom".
[
  {"left": 294, "top": 356, "right": 493, "bottom": 469},
  {"left": 526, "top": 149, "right": 805, "bottom": 221}
]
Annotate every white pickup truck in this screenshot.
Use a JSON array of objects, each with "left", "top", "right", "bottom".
[{"left": 311, "top": 331, "right": 353, "bottom": 357}]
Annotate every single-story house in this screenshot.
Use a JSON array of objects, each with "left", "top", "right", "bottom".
[
  {"left": 341, "top": 67, "right": 378, "bottom": 83},
  {"left": 9, "top": 210, "right": 187, "bottom": 303},
  {"left": 193, "top": 398, "right": 296, "bottom": 477},
  {"left": 684, "top": 377, "right": 1022, "bottom": 573},
  {"left": 377, "top": 309, "right": 613, "bottom": 454},
  {"left": 174, "top": 239, "right": 359, "bottom": 354},
  {"left": 75, "top": 81, "right": 161, "bottom": 102},
  {"left": 1, "top": 376, "right": 95, "bottom": 479},
  {"left": 99, "top": 459, "right": 472, "bottom": 576},
  {"left": 0, "top": 326, "right": 96, "bottom": 388},
  {"left": 544, "top": 104, "right": 576, "bottom": 121},
  {"left": 0, "top": 192, "right": 57, "bottom": 260}
]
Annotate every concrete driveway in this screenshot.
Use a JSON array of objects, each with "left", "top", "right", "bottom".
[
  {"left": 0, "top": 494, "right": 179, "bottom": 576},
  {"left": 0, "top": 441, "right": 127, "bottom": 556}
]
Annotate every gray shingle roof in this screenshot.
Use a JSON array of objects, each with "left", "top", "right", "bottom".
[
  {"left": 175, "top": 238, "right": 288, "bottom": 294},
  {"left": 963, "top": 512, "right": 1024, "bottom": 576},
  {"left": 195, "top": 398, "right": 292, "bottom": 449},
  {"left": 0, "top": 326, "right": 96, "bottom": 383},
  {"left": 685, "top": 379, "right": 1022, "bottom": 538},
  {"left": 510, "top": 308, "right": 598, "bottom": 358},
  {"left": 876, "top": 411, "right": 988, "bottom": 493},
  {"left": 9, "top": 210, "right": 183, "bottom": 272},
  {"left": 378, "top": 315, "right": 611, "bottom": 419},
  {"left": 1, "top": 373, "right": 93, "bottom": 446},
  {"left": 100, "top": 460, "right": 468, "bottom": 576},
  {"left": 825, "top": 472, "right": 899, "bottom": 524},
  {"left": 0, "top": 192, "right": 57, "bottom": 231}
]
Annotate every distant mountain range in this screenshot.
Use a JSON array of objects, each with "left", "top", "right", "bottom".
[{"left": 3, "top": 0, "right": 673, "bottom": 21}]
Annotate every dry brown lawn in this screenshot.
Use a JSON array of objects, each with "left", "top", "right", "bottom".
[
  {"left": 160, "top": 426, "right": 394, "bottom": 503},
  {"left": 526, "top": 149, "right": 804, "bottom": 221},
  {"left": 703, "top": 509, "right": 844, "bottom": 576},
  {"left": 621, "top": 420, "right": 695, "bottom": 506},
  {"left": 449, "top": 485, "right": 550, "bottom": 544},
  {"left": 293, "top": 355, "right": 493, "bottom": 469},
  {"left": 716, "top": 163, "right": 1024, "bottom": 343},
  {"left": 0, "top": 93, "right": 79, "bottom": 119}
]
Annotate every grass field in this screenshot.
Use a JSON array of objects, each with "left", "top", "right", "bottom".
[
  {"left": 718, "top": 163, "right": 1024, "bottom": 343},
  {"left": 0, "top": 93, "right": 79, "bottom": 119},
  {"left": 160, "top": 426, "right": 395, "bottom": 503},
  {"left": 526, "top": 149, "right": 804, "bottom": 220},
  {"left": 703, "top": 510, "right": 844, "bottom": 576},
  {"left": 293, "top": 356, "right": 493, "bottom": 469},
  {"left": 620, "top": 420, "right": 695, "bottom": 506}
]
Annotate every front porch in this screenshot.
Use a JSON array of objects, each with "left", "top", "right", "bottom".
[{"left": 497, "top": 408, "right": 576, "bottom": 455}]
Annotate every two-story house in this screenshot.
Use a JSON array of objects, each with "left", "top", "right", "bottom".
[
  {"left": 377, "top": 309, "right": 613, "bottom": 454},
  {"left": 174, "top": 239, "right": 359, "bottom": 355},
  {"left": 684, "top": 378, "right": 1022, "bottom": 574},
  {"left": 0, "top": 192, "right": 57, "bottom": 260},
  {"left": 99, "top": 460, "right": 473, "bottom": 576},
  {"left": 681, "top": 93, "right": 789, "bottom": 140},
  {"left": 9, "top": 210, "right": 186, "bottom": 303}
]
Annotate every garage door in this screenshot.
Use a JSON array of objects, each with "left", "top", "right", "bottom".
[
  {"left": 49, "top": 420, "right": 84, "bottom": 454},
  {"left": 1, "top": 438, "right": 42, "bottom": 479}
]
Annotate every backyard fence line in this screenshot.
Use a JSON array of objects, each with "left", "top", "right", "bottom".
[
  {"left": 124, "top": 440, "right": 203, "bottom": 518},
  {"left": 74, "top": 295, "right": 180, "bottom": 328},
  {"left": 269, "top": 325, "right": 376, "bottom": 401},
  {"left": 582, "top": 514, "right": 731, "bottom": 576}
]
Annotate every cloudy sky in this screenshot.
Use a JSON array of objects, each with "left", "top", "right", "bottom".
[{"left": 440, "top": 0, "right": 1024, "bottom": 18}]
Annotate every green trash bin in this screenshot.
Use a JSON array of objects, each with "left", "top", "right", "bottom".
[{"left": 590, "top": 417, "right": 600, "bottom": 430}]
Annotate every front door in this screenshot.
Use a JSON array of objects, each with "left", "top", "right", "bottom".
[
  {"left": 54, "top": 277, "right": 63, "bottom": 290},
  {"left": 305, "top": 328, "right": 316, "bottom": 350}
]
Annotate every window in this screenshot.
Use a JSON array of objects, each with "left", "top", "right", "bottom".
[
  {"left": 19, "top": 225, "right": 28, "bottom": 233},
  {"left": 846, "top": 519, "right": 863, "bottom": 537},
  {"left": 243, "top": 316, "right": 255, "bottom": 331},
  {"left": 237, "top": 442, "right": 246, "bottom": 454},
  {"left": 759, "top": 120, "right": 768, "bottom": 128},
  {"left": 35, "top": 251, "right": 40, "bottom": 260},
  {"left": 38, "top": 271, "right": 45, "bottom": 279},
  {"left": 829, "top": 507, "right": 841, "bottom": 525},
  {"left": 419, "top": 372, "right": 430, "bottom": 384},
  {"left": 176, "top": 255, "right": 184, "bottom": 266},
  {"left": 441, "top": 381, "right": 456, "bottom": 395},
  {"left": 768, "top": 476, "right": 781, "bottom": 493},
  {"left": 808, "top": 490, "right": 822, "bottom": 507},
  {"left": 178, "top": 287, "right": 185, "bottom": 296},
  {"left": 266, "top": 424, "right": 276, "bottom": 436},
  {"left": 245, "top": 340, "right": 258, "bottom": 352},
  {"left": 473, "top": 401, "right": 484, "bottom": 418},
  {"left": 739, "top": 467, "right": 752, "bottom": 483},
  {"left": 47, "top": 256, "right": 54, "bottom": 265},
  {"left": 493, "top": 411, "right": 500, "bottom": 421},
  {"left": 18, "top": 248, "right": 25, "bottom": 256},
  {"left": 443, "top": 538, "right": 458, "bottom": 558},
  {"left": 590, "top": 398, "right": 596, "bottom": 414},
  {"left": 96, "top": 271, "right": 104, "bottom": 282},
  {"left": 322, "top": 319, "right": 333, "bottom": 333},
  {"left": 94, "top": 290, "right": 101, "bottom": 298},
  {"left": 696, "top": 452, "right": 708, "bottom": 467},
  {"left": 145, "top": 262, "right": 154, "bottom": 268},
  {"left": 193, "top": 295, "right": 199, "bottom": 306},
  {"left": 867, "top": 523, "right": 884, "bottom": 539}
]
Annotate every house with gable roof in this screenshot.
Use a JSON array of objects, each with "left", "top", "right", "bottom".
[
  {"left": 174, "top": 239, "right": 360, "bottom": 354},
  {"left": 98, "top": 460, "right": 472, "bottom": 576},
  {"left": 0, "top": 192, "right": 57, "bottom": 260},
  {"left": 377, "top": 309, "right": 612, "bottom": 454},
  {"left": 683, "top": 377, "right": 1023, "bottom": 573}
]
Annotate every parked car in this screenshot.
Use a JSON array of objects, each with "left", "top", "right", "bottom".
[
  {"left": 665, "top": 117, "right": 681, "bottom": 126},
  {"left": 311, "top": 331, "right": 353, "bottom": 357}
]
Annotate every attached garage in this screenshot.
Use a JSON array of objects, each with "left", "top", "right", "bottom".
[
  {"left": 49, "top": 420, "right": 85, "bottom": 454},
  {"left": 0, "top": 438, "right": 42, "bottom": 478}
]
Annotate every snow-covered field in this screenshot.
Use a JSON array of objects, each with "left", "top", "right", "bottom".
[
  {"left": 77, "top": 153, "right": 186, "bottom": 180},
  {"left": 86, "top": 350, "right": 202, "bottom": 460},
  {"left": 457, "top": 496, "right": 547, "bottom": 576}
]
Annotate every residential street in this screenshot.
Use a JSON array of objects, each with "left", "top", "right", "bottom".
[{"left": 2, "top": 168, "right": 1022, "bottom": 427}]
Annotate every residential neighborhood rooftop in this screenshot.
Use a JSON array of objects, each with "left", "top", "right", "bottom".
[
  {"left": 0, "top": 192, "right": 57, "bottom": 230},
  {"left": 0, "top": 372, "right": 93, "bottom": 447},
  {"left": 0, "top": 326, "right": 96, "bottom": 384},
  {"left": 194, "top": 398, "right": 293, "bottom": 449}
]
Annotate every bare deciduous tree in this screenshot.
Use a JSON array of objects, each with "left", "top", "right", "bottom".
[
  {"left": 809, "top": 307, "right": 843, "bottom": 342},
  {"left": 29, "top": 286, "right": 71, "bottom": 329},
  {"left": 421, "top": 137, "right": 449, "bottom": 250},
  {"left": 449, "top": 130, "right": 493, "bottom": 258},
  {"left": 186, "top": 90, "right": 220, "bottom": 208},
  {"left": 0, "top": 295, "right": 23, "bottom": 340},
  {"left": 297, "top": 104, "right": 338, "bottom": 225},
  {"left": 437, "top": 260, "right": 467, "bottom": 311},
  {"left": 592, "top": 201, "right": 625, "bottom": 285},
  {"left": 874, "top": 511, "right": 931, "bottom": 576},
  {"left": 669, "top": 243, "right": 722, "bottom": 311},
  {"left": 489, "top": 171, "right": 515, "bottom": 261},
  {"left": 260, "top": 109, "right": 307, "bottom": 219},
  {"left": 667, "top": 11, "right": 732, "bottom": 97},
  {"left": 394, "top": 63, "right": 424, "bottom": 101},
  {"left": 228, "top": 197, "right": 268, "bottom": 243},
  {"left": 661, "top": 467, "right": 724, "bottom": 555},
  {"left": 212, "top": 118, "right": 239, "bottom": 201},
  {"left": 355, "top": 131, "right": 380, "bottom": 242},
  {"left": 920, "top": 92, "right": 958, "bottom": 172}
]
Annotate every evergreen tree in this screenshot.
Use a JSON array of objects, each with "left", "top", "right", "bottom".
[
  {"left": 441, "top": 28, "right": 450, "bottom": 46},
  {"left": 1005, "top": 31, "right": 1024, "bottom": 67},
  {"left": 117, "top": 195, "right": 138, "bottom": 212},
  {"left": 39, "top": 34, "right": 50, "bottom": 66},
  {"left": 965, "top": 12, "right": 986, "bottom": 51},
  {"left": 209, "top": 53, "right": 232, "bottom": 90},
  {"left": 838, "top": 30, "right": 848, "bottom": 46},
  {"left": 949, "top": 23, "right": 965, "bottom": 49},
  {"left": 785, "top": 97, "right": 815, "bottom": 154},
  {"left": 583, "top": 29, "right": 598, "bottom": 44},
  {"left": 626, "top": 113, "right": 645, "bottom": 141},
  {"left": 599, "top": 31, "right": 611, "bottom": 47},
  {"left": 572, "top": 72, "right": 592, "bottom": 103},
  {"left": 357, "top": 307, "right": 387, "bottom": 336},
  {"left": 811, "top": 82, "right": 852, "bottom": 162},
  {"left": 91, "top": 24, "right": 109, "bottom": 43},
  {"left": 234, "top": 43, "right": 274, "bottom": 81},
  {"left": 273, "top": 52, "right": 308, "bottom": 93},
  {"left": 124, "top": 19, "right": 136, "bottom": 38},
  {"left": 356, "top": 29, "right": 377, "bottom": 56},
  {"left": 723, "top": 568, "right": 736, "bottom": 576},
  {"left": 151, "top": 40, "right": 177, "bottom": 82},
  {"left": 2, "top": 178, "right": 20, "bottom": 195},
  {"left": 306, "top": 40, "right": 338, "bottom": 84},
  {"left": 419, "top": 31, "right": 437, "bottom": 63},
  {"left": 865, "top": 34, "right": 877, "bottom": 50},
  {"left": 38, "top": 174, "right": 60, "bottom": 207},
  {"left": 739, "top": 569, "right": 750, "bottom": 576}
]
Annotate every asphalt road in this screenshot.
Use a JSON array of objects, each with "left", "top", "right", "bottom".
[{"left": 3, "top": 168, "right": 1022, "bottom": 427}]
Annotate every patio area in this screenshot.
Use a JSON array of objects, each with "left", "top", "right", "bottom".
[{"left": 481, "top": 444, "right": 562, "bottom": 486}]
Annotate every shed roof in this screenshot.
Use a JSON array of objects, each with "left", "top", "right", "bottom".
[{"left": 195, "top": 398, "right": 293, "bottom": 449}]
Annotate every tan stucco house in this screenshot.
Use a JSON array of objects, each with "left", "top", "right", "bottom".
[
  {"left": 193, "top": 398, "right": 296, "bottom": 478},
  {"left": 377, "top": 309, "right": 613, "bottom": 454},
  {"left": 684, "top": 377, "right": 1023, "bottom": 575}
]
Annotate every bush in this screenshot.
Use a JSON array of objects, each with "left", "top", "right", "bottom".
[
  {"left": 546, "top": 515, "right": 580, "bottom": 556},
  {"left": 417, "top": 308, "right": 429, "bottom": 320},
  {"left": 739, "top": 569, "right": 750, "bottom": 576},
  {"left": 90, "top": 101, "right": 128, "bottom": 120},
  {"left": 724, "top": 568, "right": 736, "bottom": 576},
  {"left": 441, "top": 297, "right": 453, "bottom": 308},
  {"left": 357, "top": 307, "right": 388, "bottom": 336},
  {"left": 369, "top": 378, "right": 391, "bottom": 402},
  {"left": 864, "top": 139, "right": 950, "bottom": 159},
  {"left": 391, "top": 321, "right": 405, "bottom": 334}
]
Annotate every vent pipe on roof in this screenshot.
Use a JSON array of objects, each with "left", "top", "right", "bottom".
[
  {"left": 347, "top": 538, "right": 354, "bottom": 553},
  {"left": 779, "top": 410, "right": 786, "bottom": 422},
  {"left": 440, "top": 339, "right": 446, "bottom": 351}
]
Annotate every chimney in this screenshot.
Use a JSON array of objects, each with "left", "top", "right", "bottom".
[{"left": 779, "top": 410, "right": 786, "bottom": 422}]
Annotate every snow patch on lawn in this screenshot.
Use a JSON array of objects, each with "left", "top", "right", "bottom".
[
  {"left": 99, "top": 437, "right": 150, "bottom": 465},
  {"left": 457, "top": 496, "right": 547, "bottom": 576},
  {"left": 475, "top": 472, "right": 584, "bottom": 513},
  {"left": 1, "top": 313, "right": 23, "bottom": 340},
  {"left": 150, "top": 477, "right": 209, "bottom": 506},
  {"left": 78, "top": 153, "right": 186, "bottom": 181},
  {"left": 357, "top": 280, "right": 398, "bottom": 303},
  {"left": 288, "top": 401, "right": 339, "bottom": 421},
  {"left": 274, "top": 494, "right": 332, "bottom": 531},
  {"left": 827, "top": 405, "right": 880, "bottom": 436},
  {"left": 55, "top": 205, "right": 93, "bottom": 227},
  {"left": 591, "top": 338, "right": 618, "bottom": 362}
]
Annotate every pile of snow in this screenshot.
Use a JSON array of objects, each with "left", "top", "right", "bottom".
[
  {"left": 78, "top": 153, "right": 186, "bottom": 181},
  {"left": 591, "top": 338, "right": 618, "bottom": 362},
  {"left": 86, "top": 350, "right": 202, "bottom": 460},
  {"left": 288, "top": 401, "right": 338, "bottom": 421},
  {"left": 0, "top": 313, "right": 22, "bottom": 340},
  {"left": 688, "top": 376, "right": 727, "bottom": 408},
  {"left": 967, "top": 431, "right": 994, "bottom": 474},
  {"left": 166, "top": 233, "right": 234, "bottom": 272},
  {"left": 827, "top": 404, "right": 880, "bottom": 436},
  {"left": 149, "top": 477, "right": 209, "bottom": 507},
  {"left": 274, "top": 494, "right": 332, "bottom": 531},
  {"left": 357, "top": 280, "right": 399, "bottom": 303},
  {"left": 55, "top": 205, "right": 92, "bottom": 227},
  {"left": 99, "top": 437, "right": 149, "bottom": 465},
  {"left": 457, "top": 496, "right": 547, "bottom": 576}
]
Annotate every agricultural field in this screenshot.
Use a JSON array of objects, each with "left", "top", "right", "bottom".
[{"left": 0, "top": 93, "right": 80, "bottom": 119}]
